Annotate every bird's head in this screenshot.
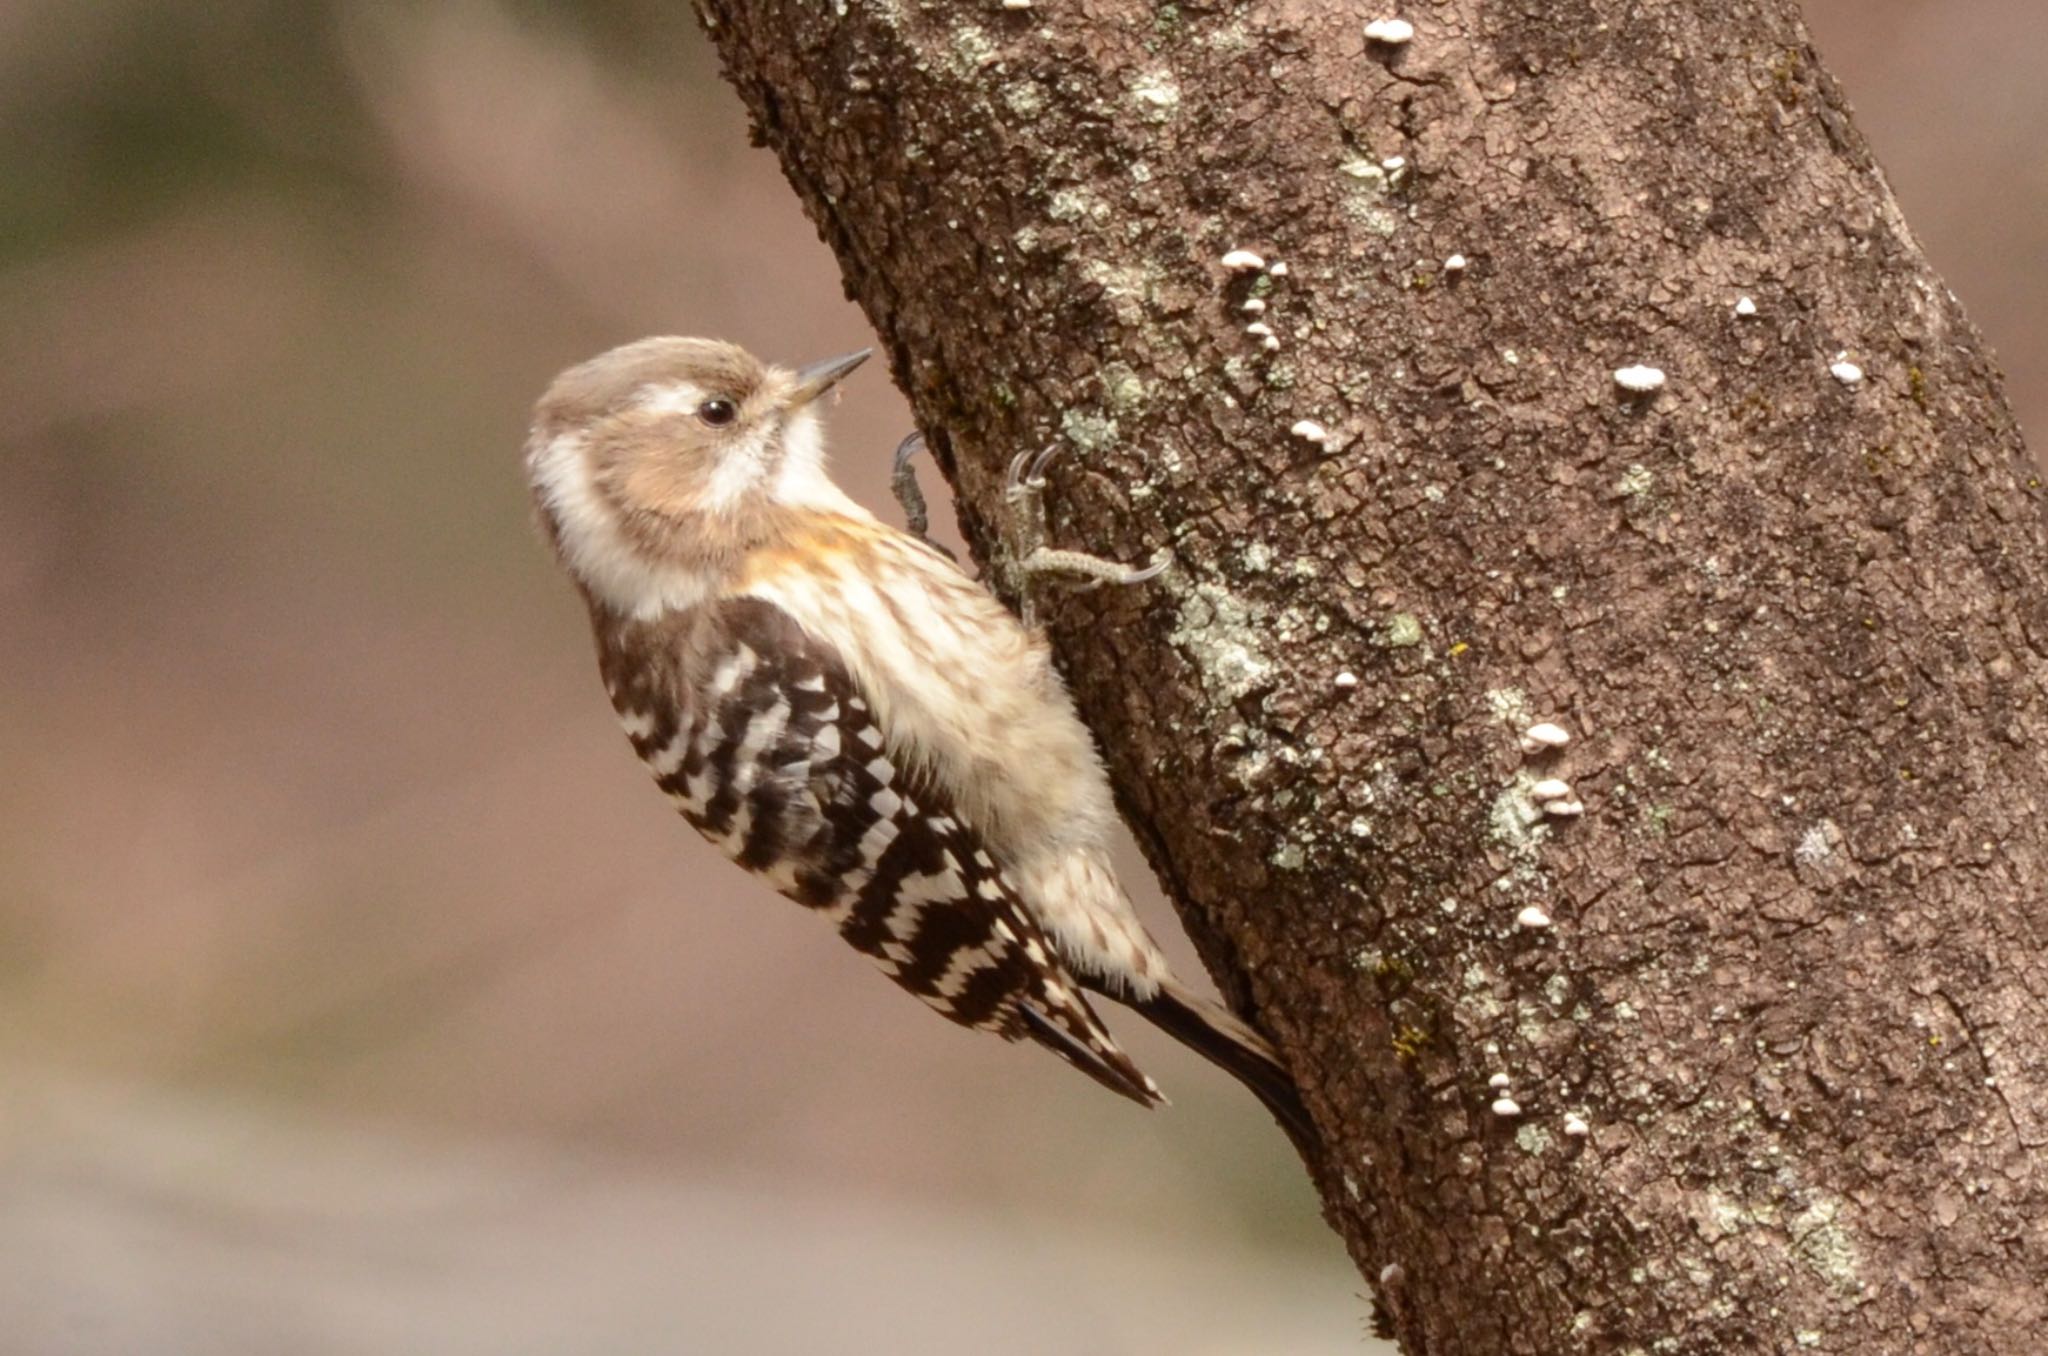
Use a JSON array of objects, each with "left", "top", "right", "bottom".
[{"left": 525, "top": 336, "right": 870, "bottom": 615}]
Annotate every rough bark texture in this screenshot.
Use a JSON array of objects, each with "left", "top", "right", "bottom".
[{"left": 695, "top": 2, "right": 2048, "bottom": 1351}]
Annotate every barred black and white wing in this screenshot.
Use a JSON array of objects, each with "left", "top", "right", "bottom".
[{"left": 600, "top": 597, "right": 1162, "bottom": 1108}]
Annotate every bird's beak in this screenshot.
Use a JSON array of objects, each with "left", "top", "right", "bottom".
[{"left": 787, "top": 348, "right": 872, "bottom": 407}]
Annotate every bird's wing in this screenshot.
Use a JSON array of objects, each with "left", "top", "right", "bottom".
[{"left": 617, "top": 594, "right": 1161, "bottom": 1108}]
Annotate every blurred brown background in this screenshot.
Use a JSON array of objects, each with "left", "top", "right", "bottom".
[{"left": 1, "top": 4, "right": 2041, "bottom": 1352}]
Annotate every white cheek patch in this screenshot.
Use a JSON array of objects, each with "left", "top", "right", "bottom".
[
  {"left": 527, "top": 430, "right": 713, "bottom": 619},
  {"left": 528, "top": 431, "right": 606, "bottom": 546},
  {"left": 700, "top": 422, "right": 774, "bottom": 512}
]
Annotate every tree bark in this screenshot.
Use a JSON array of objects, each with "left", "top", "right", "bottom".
[{"left": 695, "top": 2, "right": 2048, "bottom": 1351}]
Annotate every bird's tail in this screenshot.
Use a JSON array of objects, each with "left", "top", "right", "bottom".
[{"left": 1130, "top": 978, "right": 1319, "bottom": 1160}]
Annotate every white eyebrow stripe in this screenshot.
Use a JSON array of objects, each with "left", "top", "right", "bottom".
[{"left": 634, "top": 381, "right": 710, "bottom": 415}]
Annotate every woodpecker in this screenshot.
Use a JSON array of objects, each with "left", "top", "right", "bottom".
[{"left": 526, "top": 336, "right": 1311, "bottom": 1150}]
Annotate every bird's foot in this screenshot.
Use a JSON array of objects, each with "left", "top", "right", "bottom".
[
  {"left": 890, "top": 432, "right": 957, "bottom": 560},
  {"left": 1003, "top": 444, "right": 1171, "bottom": 627},
  {"left": 892, "top": 432, "right": 1169, "bottom": 626}
]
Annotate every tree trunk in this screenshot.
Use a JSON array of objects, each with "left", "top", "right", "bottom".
[{"left": 694, "top": 2, "right": 2048, "bottom": 1350}]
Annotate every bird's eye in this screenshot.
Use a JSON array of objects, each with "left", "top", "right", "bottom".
[{"left": 696, "top": 398, "right": 738, "bottom": 427}]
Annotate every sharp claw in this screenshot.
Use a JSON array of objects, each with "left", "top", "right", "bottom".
[
  {"left": 1005, "top": 447, "right": 1037, "bottom": 496},
  {"left": 890, "top": 428, "right": 956, "bottom": 560},
  {"left": 893, "top": 430, "right": 927, "bottom": 477},
  {"left": 1121, "top": 548, "right": 1173, "bottom": 585},
  {"left": 1025, "top": 442, "right": 1063, "bottom": 486}
]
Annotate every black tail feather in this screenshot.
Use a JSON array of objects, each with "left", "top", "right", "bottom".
[{"left": 1129, "top": 980, "right": 1320, "bottom": 1160}]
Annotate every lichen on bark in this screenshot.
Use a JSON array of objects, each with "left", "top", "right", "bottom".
[{"left": 696, "top": 2, "right": 2048, "bottom": 1351}]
